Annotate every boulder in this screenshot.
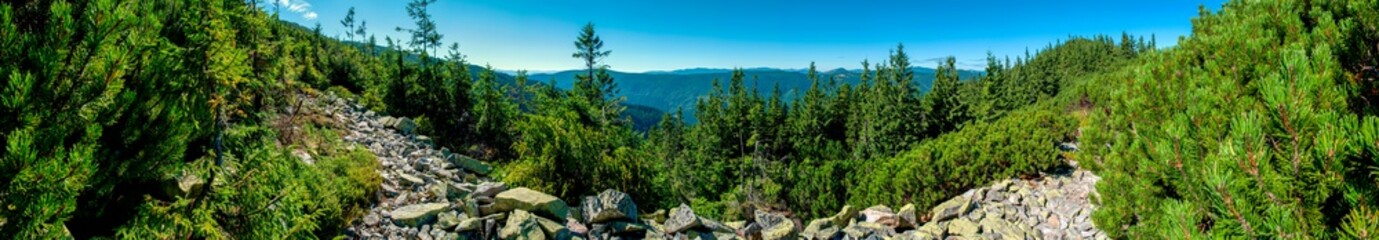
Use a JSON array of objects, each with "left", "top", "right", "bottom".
[
  {"left": 457, "top": 216, "right": 484, "bottom": 232},
  {"left": 501, "top": 210, "right": 548, "bottom": 240},
  {"left": 664, "top": 204, "right": 701, "bottom": 233},
  {"left": 644, "top": 209, "right": 668, "bottom": 224},
  {"left": 582, "top": 189, "right": 639, "bottom": 223},
  {"left": 605, "top": 221, "right": 649, "bottom": 234},
  {"left": 979, "top": 217, "right": 1027, "bottom": 240},
  {"left": 946, "top": 218, "right": 980, "bottom": 236},
  {"left": 896, "top": 204, "right": 918, "bottom": 229},
  {"left": 391, "top": 203, "right": 451, "bottom": 227},
  {"left": 473, "top": 182, "right": 507, "bottom": 198},
  {"left": 534, "top": 214, "right": 574, "bottom": 237},
  {"left": 398, "top": 172, "right": 425, "bottom": 186},
  {"left": 448, "top": 154, "right": 493, "bottom": 175},
  {"left": 861, "top": 205, "right": 898, "bottom": 227},
  {"left": 436, "top": 211, "right": 462, "bottom": 229},
  {"left": 754, "top": 210, "right": 797, "bottom": 240},
  {"left": 931, "top": 196, "right": 973, "bottom": 222},
  {"left": 446, "top": 183, "right": 473, "bottom": 201},
  {"left": 396, "top": 117, "right": 418, "bottom": 135},
  {"left": 493, "top": 187, "right": 571, "bottom": 219},
  {"left": 842, "top": 221, "right": 894, "bottom": 239},
  {"left": 831, "top": 205, "right": 857, "bottom": 227},
  {"left": 802, "top": 218, "right": 841, "bottom": 240},
  {"left": 379, "top": 116, "right": 396, "bottom": 127}
]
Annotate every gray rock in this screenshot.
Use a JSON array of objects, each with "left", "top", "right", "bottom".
[
  {"left": 842, "top": 222, "right": 894, "bottom": 239},
  {"left": 472, "top": 182, "right": 506, "bottom": 198},
  {"left": 582, "top": 189, "right": 639, "bottom": 224},
  {"left": 446, "top": 183, "right": 473, "bottom": 201},
  {"left": 664, "top": 204, "right": 701, "bottom": 233},
  {"left": 391, "top": 203, "right": 451, "bottom": 227},
  {"left": 802, "top": 218, "right": 841, "bottom": 240},
  {"left": 448, "top": 154, "right": 493, "bottom": 175},
  {"left": 861, "top": 205, "right": 898, "bottom": 227},
  {"left": 398, "top": 172, "right": 425, "bottom": 186},
  {"left": 946, "top": 218, "right": 980, "bottom": 236},
  {"left": 896, "top": 204, "right": 918, "bottom": 230},
  {"left": 501, "top": 210, "right": 548, "bottom": 240},
  {"left": 396, "top": 117, "right": 418, "bottom": 135},
  {"left": 437, "top": 211, "right": 461, "bottom": 229},
  {"left": 931, "top": 196, "right": 973, "bottom": 222},
  {"left": 493, "top": 187, "right": 571, "bottom": 219},
  {"left": 457, "top": 216, "right": 483, "bottom": 232},
  {"left": 755, "top": 210, "right": 797, "bottom": 240}
]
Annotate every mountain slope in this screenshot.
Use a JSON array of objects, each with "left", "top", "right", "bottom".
[{"left": 531, "top": 67, "right": 982, "bottom": 122}]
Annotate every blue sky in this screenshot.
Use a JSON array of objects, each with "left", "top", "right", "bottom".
[{"left": 271, "top": 0, "right": 1225, "bottom": 72}]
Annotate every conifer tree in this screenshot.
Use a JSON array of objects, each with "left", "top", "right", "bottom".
[
  {"left": 341, "top": 7, "right": 356, "bottom": 41},
  {"left": 571, "top": 22, "right": 621, "bottom": 126}
]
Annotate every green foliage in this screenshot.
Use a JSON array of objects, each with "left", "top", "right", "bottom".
[
  {"left": 1076, "top": 1, "right": 1379, "bottom": 237},
  {"left": 850, "top": 107, "right": 1076, "bottom": 208},
  {"left": 116, "top": 125, "right": 379, "bottom": 239}
]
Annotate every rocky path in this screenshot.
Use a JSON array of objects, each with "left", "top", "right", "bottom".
[{"left": 312, "top": 94, "right": 1106, "bottom": 240}]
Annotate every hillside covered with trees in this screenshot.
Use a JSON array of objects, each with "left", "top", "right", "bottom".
[{"left": 1, "top": 0, "right": 1378, "bottom": 239}]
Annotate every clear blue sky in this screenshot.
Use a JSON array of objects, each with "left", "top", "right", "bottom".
[{"left": 270, "top": 0, "right": 1225, "bottom": 72}]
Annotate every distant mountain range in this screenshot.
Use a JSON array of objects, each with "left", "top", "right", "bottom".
[
  {"left": 527, "top": 67, "right": 983, "bottom": 122},
  {"left": 342, "top": 38, "right": 981, "bottom": 124}
]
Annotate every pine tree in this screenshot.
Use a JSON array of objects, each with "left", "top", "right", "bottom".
[
  {"left": 571, "top": 22, "right": 620, "bottom": 126},
  {"left": 340, "top": 7, "right": 356, "bottom": 41}
]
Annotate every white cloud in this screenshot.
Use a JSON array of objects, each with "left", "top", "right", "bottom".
[{"left": 274, "top": 0, "right": 318, "bottom": 20}]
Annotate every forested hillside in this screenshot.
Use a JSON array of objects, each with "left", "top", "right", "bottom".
[
  {"left": 1, "top": 0, "right": 1377, "bottom": 239},
  {"left": 529, "top": 67, "right": 983, "bottom": 122}
]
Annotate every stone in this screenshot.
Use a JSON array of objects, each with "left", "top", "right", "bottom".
[
  {"left": 437, "top": 211, "right": 461, "bottom": 229},
  {"left": 162, "top": 173, "right": 206, "bottom": 199},
  {"left": 398, "top": 172, "right": 425, "bottom": 186},
  {"left": 534, "top": 215, "right": 573, "bottom": 237},
  {"left": 380, "top": 116, "right": 397, "bottom": 127},
  {"left": 754, "top": 210, "right": 797, "bottom": 240},
  {"left": 428, "top": 184, "right": 448, "bottom": 198},
  {"left": 803, "top": 218, "right": 841, "bottom": 240},
  {"left": 391, "top": 203, "right": 451, "bottom": 227},
  {"left": 979, "top": 217, "right": 1026, "bottom": 240},
  {"left": 916, "top": 222, "right": 944, "bottom": 238},
  {"left": 842, "top": 221, "right": 894, "bottom": 239},
  {"left": 831, "top": 205, "right": 858, "bottom": 227},
  {"left": 896, "top": 204, "right": 918, "bottom": 229},
  {"left": 700, "top": 218, "right": 736, "bottom": 233},
  {"left": 446, "top": 183, "right": 472, "bottom": 201},
  {"left": 605, "top": 221, "right": 649, "bottom": 234},
  {"left": 461, "top": 199, "right": 481, "bottom": 218},
  {"left": 449, "top": 154, "right": 493, "bottom": 175},
  {"left": 582, "top": 189, "right": 639, "bottom": 223},
  {"left": 664, "top": 204, "right": 702, "bottom": 233},
  {"left": 861, "top": 205, "right": 898, "bottom": 227},
  {"left": 396, "top": 117, "right": 418, "bottom": 135},
  {"left": 501, "top": 210, "right": 548, "bottom": 240},
  {"left": 946, "top": 218, "right": 980, "bottom": 236},
  {"left": 493, "top": 187, "right": 571, "bottom": 219},
  {"left": 738, "top": 222, "right": 763, "bottom": 239},
  {"left": 725, "top": 221, "right": 746, "bottom": 230},
  {"left": 931, "top": 196, "right": 972, "bottom": 222},
  {"left": 457, "top": 217, "right": 484, "bottom": 232},
  {"left": 645, "top": 209, "right": 668, "bottom": 224}
]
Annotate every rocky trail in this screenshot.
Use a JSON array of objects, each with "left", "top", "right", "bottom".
[{"left": 311, "top": 94, "right": 1107, "bottom": 240}]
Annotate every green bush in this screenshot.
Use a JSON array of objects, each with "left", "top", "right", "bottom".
[
  {"left": 1075, "top": 1, "right": 1379, "bottom": 237},
  {"left": 116, "top": 125, "right": 379, "bottom": 239},
  {"left": 850, "top": 107, "right": 1076, "bottom": 209}
]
